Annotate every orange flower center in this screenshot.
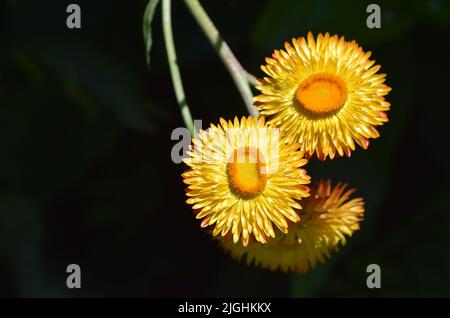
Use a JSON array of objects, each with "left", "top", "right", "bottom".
[
  {"left": 295, "top": 73, "right": 348, "bottom": 114},
  {"left": 227, "top": 147, "right": 267, "bottom": 198}
]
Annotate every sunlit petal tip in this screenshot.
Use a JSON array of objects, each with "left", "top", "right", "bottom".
[{"left": 200, "top": 218, "right": 210, "bottom": 228}]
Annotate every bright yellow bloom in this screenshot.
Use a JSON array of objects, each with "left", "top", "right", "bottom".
[
  {"left": 254, "top": 32, "right": 391, "bottom": 160},
  {"left": 220, "top": 180, "right": 364, "bottom": 273},
  {"left": 182, "top": 116, "right": 310, "bottom": 246}
]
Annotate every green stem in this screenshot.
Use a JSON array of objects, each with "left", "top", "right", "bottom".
[
  {"left": 246, "top": 72, "right": 259, "bottom": 87},
  {"left": 183, "top": 0, "right": 259, "bottom": 116},
  {"left": 162, "top": 0, "right": 196, "bottom": 135}
]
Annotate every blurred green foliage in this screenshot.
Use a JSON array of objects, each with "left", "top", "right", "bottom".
[{"left": 0, "top": 0, "right": 449, "bottom": 297}]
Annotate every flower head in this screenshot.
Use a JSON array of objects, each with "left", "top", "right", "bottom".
[
  {"left": 254, "top": 32, "right": 391, "bottom": 160},
  {"left": 220, "top": 180, "right": 364, "bottom": 273},
  {"left": 182, "top": 116, "right": 310, "bottom": 246}
]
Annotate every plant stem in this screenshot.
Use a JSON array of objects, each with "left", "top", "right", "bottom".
[
  {"left": 246, "top": 72, "right": 259, "bottom": 87},
  {"left": 183, "top": 0, "right": 259, "bottom": 116},
  {"left": 162, "top": 0, "right": 196, "bottom": 135}
]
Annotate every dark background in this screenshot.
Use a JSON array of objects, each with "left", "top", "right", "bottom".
[{"left": 1, "top": 0, "right": 449, "bottom": 297}]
